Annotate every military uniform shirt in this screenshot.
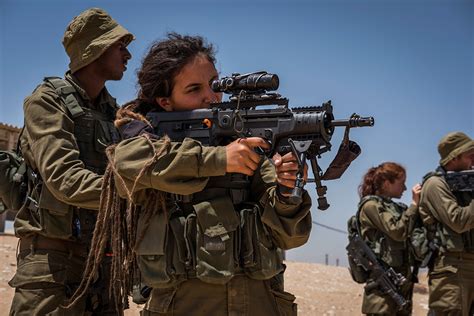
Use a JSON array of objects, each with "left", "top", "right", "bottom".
[
  {"left": 19, "top": 73, "right": 116, "bottom": 210},
  {"left": 420, "top": 176, "right": 474, "bottom": 233},
  {"left": 113, "top": 135, "right": 312, "bottom": 249},
  {"left": 360, "top": 199, "right": 418, "bottom": 242}
]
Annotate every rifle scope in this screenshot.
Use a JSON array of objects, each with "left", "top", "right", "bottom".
[{"left": 211, "top": 71, "right": 279, "bottom": 94}]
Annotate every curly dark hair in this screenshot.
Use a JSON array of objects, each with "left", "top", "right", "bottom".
[
  {"left": 358, "top": 162, "right": 406, "bottom": 197},
  {"left": 116, "top": 33, "right": 216, "bottom": 126},
  {"left": 138, "top": 32, "right": 216, "bottom": 110}
]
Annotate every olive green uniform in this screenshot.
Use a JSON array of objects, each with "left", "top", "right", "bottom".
[
  {"left": 9, "top": 73, "right": 120, "bottom": 315},
  {"left": 113, "top": 134, "right": 313, "bottom": 315},
  {"left": 359, "top": 196, "right": 418, "bottom": 315},
  {"left": 419, "top": 173, "right": 474, "bottom": 316}
]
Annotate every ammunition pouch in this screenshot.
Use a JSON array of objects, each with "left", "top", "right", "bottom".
[
  {"left": 135, "top": 189, "right": 283, "bottom": 288},
  {"left": 194, "top": 195, "right": 240, "bottom": 284},
  {"left": 240, "top": 204, "right": 284, "bottom": 280},
  {"left": 135, "top": 202, "right": 187, "bottom": 288},
  {"left": 14, "top": 174, "right": 95, "bottom": 245},
  {"left": 37, "top": 185, "right": 74, "bottom": 240}
]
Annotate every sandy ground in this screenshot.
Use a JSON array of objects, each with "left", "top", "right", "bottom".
[{"left": 0, "top": 233, "right": 429, "bottom": 315}]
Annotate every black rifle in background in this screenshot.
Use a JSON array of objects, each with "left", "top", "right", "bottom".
[
  {"left": 346, "top": 234, "right": 410, "bottom": 310},
  {"left": 148, "top": 71, "right": 374, "bottom": 209},
  {"left": 445, "top": 169, "right": 474, "bottom": 192}
]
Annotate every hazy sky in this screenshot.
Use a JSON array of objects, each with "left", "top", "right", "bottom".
[{"left": 1, "top": 0, "right": 472, "bottom": 265}]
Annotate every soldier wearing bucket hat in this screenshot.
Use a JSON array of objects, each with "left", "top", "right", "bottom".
[
  {"left": 418, "top": 132, "right": 474, "bottom": 316},
  {"left": 9, "top": 8, "right": 134, "bottom": 315}
]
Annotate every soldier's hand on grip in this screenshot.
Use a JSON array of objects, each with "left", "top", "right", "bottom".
[
  {"left": 225, "top": 137, "right": 269, "bottom": 176},
  {"left": 273, "top": 152, "right": 308, "bottom": 195}
]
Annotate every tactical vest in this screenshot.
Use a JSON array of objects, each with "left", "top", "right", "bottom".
[
  {"left": 131, "top": 147, "right": 284, "bottom": 288},
  {"left": 421, "top": 167, "right": 474, "bottom": 253},
  {"left": 136, "top": 176, "right": 285, "bottom": 289},
  {"left": 24, "top": 77, "right": 120, "bottom": 244},
  {"left": 358, "top": 195, "right": 410, "bottom": 268}
]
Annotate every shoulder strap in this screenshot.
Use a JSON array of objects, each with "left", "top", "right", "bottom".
[
  {"left": 14, "top": 127, "right": 26, "bottom": 180},
  {"left": 355, "top": 195, "right": 382, "bottom": 236},
  {"left": 15, "top": 127, "right": 25, "bottom": 154},
  {"left": 44, "top": 76, "right": 85, "bottom": 119},
  {"left": 422, "top": 167, "right": 445, "bottom": 185}
]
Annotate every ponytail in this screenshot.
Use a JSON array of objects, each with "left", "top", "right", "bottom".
[{"left": 359, "top": 162, "right": 405, "bottom": 197}]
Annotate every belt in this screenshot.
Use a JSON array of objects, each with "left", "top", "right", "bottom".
[
  {"left": 171, "top": 188, "right": 249, "bottom": 206},
  {"left": 19, "top": 234, "right": 89, "bottom": 258}
]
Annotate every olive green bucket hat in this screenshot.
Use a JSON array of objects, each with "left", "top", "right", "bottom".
[
  {"left": 62, "top": 8, "right": 134, "bottom": 73},
  {"left": 438, "top": 132, "right": 474, "bottom": 166}
]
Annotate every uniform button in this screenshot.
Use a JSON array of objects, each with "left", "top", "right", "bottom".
[{"left": 230, "top": 289, "right": 237, "bottom": 296}]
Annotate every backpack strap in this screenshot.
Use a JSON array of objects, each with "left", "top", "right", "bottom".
[
  {"left": 355, "top": 195, "right": 382, "bottom": 236},
  {"left": 44, "top": 76, "right": 85, "bottom": 119},
  {"left": 15, "top": 127, "right": 24, "bottom": 153}
]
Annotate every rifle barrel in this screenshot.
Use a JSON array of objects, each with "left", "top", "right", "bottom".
[{"left": 331, "top": 116, "right": 375, "bottom": 127}]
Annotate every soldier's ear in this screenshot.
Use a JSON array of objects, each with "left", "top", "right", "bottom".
[{"left": 156, "top": 97, "right": 172, "bottom": 111}]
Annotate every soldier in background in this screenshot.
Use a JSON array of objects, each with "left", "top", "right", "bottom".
[
  {"left": 419, "top": 132, "right": 474, "bottom": 316},
  {"left": 8, "top": 8, "right": 134, "bottom": 315},
  {"left": 357, "top": 162, "right": 421, "bottom": 315}
]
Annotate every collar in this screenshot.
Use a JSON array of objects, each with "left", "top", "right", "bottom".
[{"left": 65, "top": 71, "right": 117, "bottom": 109}]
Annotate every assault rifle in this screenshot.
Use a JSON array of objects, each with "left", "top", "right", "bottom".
[
  {"left": 445, "top": 169, "right": 474, "bottom": 192},
  {"left": 346, "top": 235, "right": 410, "bottom": 310},
  {"left": 147, "top": 71, "right": 374, "bottom": 209}
]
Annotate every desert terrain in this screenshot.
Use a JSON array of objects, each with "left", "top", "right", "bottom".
[{"left": 1, "top": 233, "right": 428, "bottom": 315}]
